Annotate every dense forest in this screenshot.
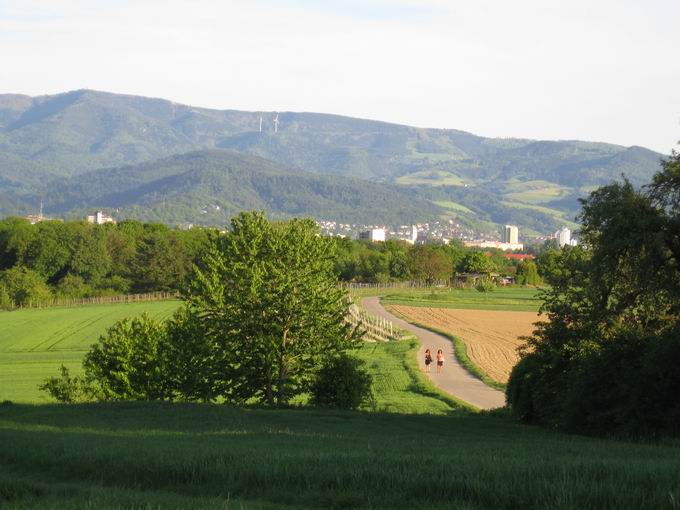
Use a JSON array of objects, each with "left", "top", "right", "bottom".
[{"left": 0, "top": 216, "right": 545, "bottom": 308}]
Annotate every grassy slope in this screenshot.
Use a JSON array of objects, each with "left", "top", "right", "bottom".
[
  {"left": 1, "top": 402, "right": 679, "bottom": 509},
  {"left": 0, "top": 301, "right": 180, "bottom": 402}
]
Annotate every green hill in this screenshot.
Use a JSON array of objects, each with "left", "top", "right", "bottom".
[
  {"left": 0, "top": 89, "right": 664, "bottom": 233},
  {"left": 43, "top": 150, "right": 442, "bottom": 225}
]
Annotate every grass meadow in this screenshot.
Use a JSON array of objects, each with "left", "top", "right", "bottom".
[
  {"left": 1, "top": 402, "right": 680, "bottom": 509},
  {"left": 0, "top": 301, "right": 180, "bottom": 402},
  {"left": 381, "top": 287, "right": 542, "bottom": 312},
  {"left": 2, "top": 293, "right": 680, "bottom": 508}
]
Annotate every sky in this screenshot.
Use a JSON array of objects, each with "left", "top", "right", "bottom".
[{"left": 1, "top": 0, "right": 679, "bottom": 153}]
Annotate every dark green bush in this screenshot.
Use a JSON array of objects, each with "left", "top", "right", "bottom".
[{"left": 311, "top": 355, "right": 372, "bottom": 410}]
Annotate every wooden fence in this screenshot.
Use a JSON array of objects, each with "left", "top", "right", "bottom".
[
  {"left": 7, "top": 291, "right": 179, "bottom": 310},
  {"left": 347, "top": 304, "right": 402, "bottom": 342}
]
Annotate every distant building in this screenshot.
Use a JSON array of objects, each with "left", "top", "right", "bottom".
[
  {"left": 464, "top": 240, "right": 524, "bottom": 251},
  {"left": 502, "top": 253, "right": 535, "bottom": 262},
  {"left": 87, "top": 211, "right": 116, "bottom": 225},
  {"left": 358, "top": 228, "right": 386, "bottom": 242},
  {"left": 25, "top": 215, "right": 47, "bottom": 224},
  {"left": 502, "top": 225, "right": 519, "bottom": 244},
  {"left": 555, "top": 227, "right": 571, "bottom": 247}
]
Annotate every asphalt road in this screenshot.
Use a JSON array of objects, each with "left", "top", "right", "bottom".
[{"left": 362, "top": 296, "right": 506, "bottom": 410}]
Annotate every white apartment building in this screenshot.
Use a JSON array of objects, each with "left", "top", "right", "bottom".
[
  {"left": 358, "top": 228, "right": 386, "bottom": 242},
  {"left": 87, "top": 211, "right": 116, "bottom": 225},
  {"left": 503, "top": 225, "right": 519, "bottom": 244},
  {"left": 555, "top": 227, "right": 571, "bottom": 247}
]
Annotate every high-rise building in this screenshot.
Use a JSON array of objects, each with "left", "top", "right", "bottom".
[
  {"left": 503, "top": 225, "right": 519, "bottom": 244},
  {"left": 555, "top": 227, "right": 571, "bottom": 247}
]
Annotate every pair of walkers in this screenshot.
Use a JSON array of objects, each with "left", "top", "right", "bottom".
[{"left": 424, "top": 348, "right": 444, "bottom": 374}]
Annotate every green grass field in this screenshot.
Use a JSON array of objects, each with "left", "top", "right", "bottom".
[
  {"left": 1, "top": 295, "right": 680, "bottom": 508},
  {"left": 382, "top": 287, "right": 542, "bottom": 312},
  {"left": 0, "top": 301, "right": 181, "bottom": 403},
  {"left": 1, "top": 402, "right": 679, "bottom": 509}
]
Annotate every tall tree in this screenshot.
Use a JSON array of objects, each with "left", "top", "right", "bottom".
[
  {"left": 185, "top": 211, "right": 361, "bottom": 406},
  {"left": 507, "top": 148, "right": 680, "bottom": 436}
]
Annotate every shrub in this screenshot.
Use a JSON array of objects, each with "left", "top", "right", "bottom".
[
  {"left": 55, "top": 274, "right": 93, "bottom": 299},
  {"left": 83, "top": 314, "right": 170, "bottom": 401},
  {"left": 475, "top": 278, "right": 495, "bottom": 292},
  {"left": 311, "top": 355, "right": 372, "bottom": 410},
  {"left": 39, "top": 365, "right": 94, "bottom": 403}
]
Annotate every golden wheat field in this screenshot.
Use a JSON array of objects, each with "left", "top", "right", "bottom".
[{"left": 390, "top": 305, "right": 543, "bottom": 383}]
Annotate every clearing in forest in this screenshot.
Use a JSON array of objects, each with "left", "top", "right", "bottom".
[{"left": 389, "top": 305, "right": 542, "bottom": 383}]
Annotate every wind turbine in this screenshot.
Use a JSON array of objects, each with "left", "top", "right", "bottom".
[
  {"left": 273, "top": 113, "right": 279, "bottom": 133},
  {"left": 259, "top": 115, "right": 263, "bottom": 132}
]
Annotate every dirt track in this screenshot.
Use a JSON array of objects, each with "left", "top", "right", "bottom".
[
  {"left": 390, "top": 306, "right": 541, "bottom": 383},
  {"left": 362, "top": 297, "right": 506, "bottom": 410}
]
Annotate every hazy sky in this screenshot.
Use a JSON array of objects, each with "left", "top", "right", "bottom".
[{"left": 1, "top": 0, "right": 679, "bottom": 153}]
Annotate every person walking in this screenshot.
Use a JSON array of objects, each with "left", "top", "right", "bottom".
[
  {"left": 436, "top": 349, "right": 444, "bottom": 374},
  {"left": 424, "top": 349, "right": 433, "bottom": 373}
]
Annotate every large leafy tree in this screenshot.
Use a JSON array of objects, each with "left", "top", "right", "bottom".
[
  {"left": 185, "top": 211, "right": 361, "bottom": 406},
  {"left": 507, "top": 148, "right": 680, "bottom": 436},
  {"left": 408, "top": 245, "right": 451, "bottom": 283}
]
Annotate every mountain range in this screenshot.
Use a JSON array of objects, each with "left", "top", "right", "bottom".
[{"left": 0, "top": 89, "right": 664, "bottom": 236}]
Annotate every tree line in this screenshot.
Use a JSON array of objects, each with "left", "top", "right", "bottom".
[
  {"left": 0, "top": 219, "right": 214, "bottom": 307},
  {"left": 0, "top": 217, "right": 546, "bottom": 308}
]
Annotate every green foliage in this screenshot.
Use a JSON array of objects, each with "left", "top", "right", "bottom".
[
  {"left": 82, "top": 314, "right": 170, "bottom": 401},
  {"left": 458, "top": 250, "right": 494, "bottom": 274},
  {"left": 310, "top": 354, "right": 372, "bottom": 409},
  {"left": 185, "top": 211, "right": 362, "bottom": 406},
  {"left": 0, "top": 266, "right": 52, "bottom": 306},
  {"left": 507, "top": 149, "right": 680, "bottom": 436},
  {"left": 54, "top": 274, "right": 92, "bottom": 299},
  {"left": 162, "top": 306, "right": 217, "bottom": 402},
  {"left": 408, "top": 244, "right": 451, "bottom": 283},
  {"left": 38, "top": 365, "right": 92, "bottom": 404},
  {"left": 475, "top": 277, "right": 495, "bottom": 292},
  {"left": 0, "top": 218, "right": 213, "bottom": 297},
  {"left": 515, "top": 260, "right": 540, "bottom": 285}
]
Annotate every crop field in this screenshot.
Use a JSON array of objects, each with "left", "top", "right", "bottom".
[
  {"left": 389, "top": 305, "right": 541, "bottom": 383},
  {"left": 381, "top": 287, "right": 542, "bottom": 311},
  {"left": 0, "top": 301, "right": 180, "bottom": 402}
]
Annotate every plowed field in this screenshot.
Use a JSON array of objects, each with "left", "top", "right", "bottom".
[{"left": 389, "top": 305, "right": 542, "bottom": 383}]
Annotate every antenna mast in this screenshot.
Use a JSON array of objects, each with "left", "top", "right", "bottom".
[{"left": 39, "top": 198, "right": 44, "bottom": 220}]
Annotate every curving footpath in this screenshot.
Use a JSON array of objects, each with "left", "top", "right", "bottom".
[{"left": 363, "top": 297, "right": 506, "bottom": 410}]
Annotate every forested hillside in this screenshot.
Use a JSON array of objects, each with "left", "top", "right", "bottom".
[
  {"left": 0, "top": 89, "right": 663, "bottom": 232},
  {"left": 43, "top": 150, "right": 441, "bottom": 225}
]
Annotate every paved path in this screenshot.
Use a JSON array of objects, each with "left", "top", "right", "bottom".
[{"left": 363, "top": 297, "right": 506, "bottom": 410}]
